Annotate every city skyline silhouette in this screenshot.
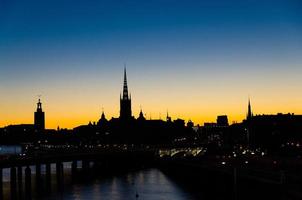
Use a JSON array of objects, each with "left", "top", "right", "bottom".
[
  {"left": 1, "top": 0, "right": 302, "bottom": 128},
  {"left": 0, "top": 66, "right": 301, "bottom": 129},
  {"left": 0, "top": 1, "right": 302, "bottom": 199},
  {"left": 0, "top": 67, "right": 301, "bottom": 131}
]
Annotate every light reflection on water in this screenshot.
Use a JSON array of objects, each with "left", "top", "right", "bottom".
[
  {"left": 2, "top": 162, "right": 80, "bottom": 199},
  {"left": 43, "top": 168, "right": 197, "bottom": 200},
  {"left": 0, "top": 145, "right": 22, "bottom": 155},
  {"left": 0, "top": 146, "right": 199, "bottom": 199},
  {"left": 2, "top": 166, "right": 199, "bottom": 200}
]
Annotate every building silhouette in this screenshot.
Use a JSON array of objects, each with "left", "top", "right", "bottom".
[
  {"left": 137, "top": 108, "right": 146, "bottom": 121},
  {"left": 34, "top": 99, "right": 45, "bottom": 132},
  {"left": 97, "top": 110, "right": 108, "bottom": 126},
  {"left": 245, "top": 98, "right": 253, "bottom": 145},
  {"left": 120, "top": 67, "right": 132, "bottom": 120},
  {"left": 217, "top": 115, "right": 229, "bottom": 127},
  {"left": 246, "top": 98, "right": 253, "bottom": 121}
]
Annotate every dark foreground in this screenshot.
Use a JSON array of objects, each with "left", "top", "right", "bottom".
[
  {"left": 2, "top": 161, "right": 301, "bottom": 200},
  {"left": 0, "top": 145, "right": 301, "bottom": 200}
]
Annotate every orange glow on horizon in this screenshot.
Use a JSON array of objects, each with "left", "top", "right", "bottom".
[
  {"left": 1, "top": 67, "right": 302, "bottom": 129},
  {"left": 1, "top": 99, "right": 302, "bottom": 129}
]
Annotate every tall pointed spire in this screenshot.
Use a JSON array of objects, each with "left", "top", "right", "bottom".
[
  {"left": 166, "top": 109, "right": 171, "bottom": 122},
  {"left": 120, "top": 66, "right": 132, "bottom": 119},
  {"left": 247, "top": 98, "right": 253, "bottom": 120},
  {"left": 122, "top": 65, "right": 129, "bottom": 100}
]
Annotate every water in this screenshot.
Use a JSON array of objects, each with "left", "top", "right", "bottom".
[
  {"left": 0, "top": 146, "right": 288, "bottom": 199},
  {"left": 0, "top": 145, "right": 202, "bottom": 199},
  {"left": 0, "top": 145, "right": 22, "bottom": 155},
  {"left": 2, "top": 165, "right": 202, "bottom": 200},
  {"left": 44, "top": 168, "right": 199, "bottom": 200}
]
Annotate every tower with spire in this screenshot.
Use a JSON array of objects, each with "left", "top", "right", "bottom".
[
  {"left": 247, "top": 98, "right": 253, "bottom": 121},
  {"left": 137, "top": 107, "right": 146, "bottom": 121},
  {"left": 98, "top": 108, "right": 108, "bottom": 126},
  {"left": 120, "top": 67, "right": 132, "bottom": 120},
  {"left": 166, "top": 110, "right": 172, "bottom": 122},
  {"left": 34, "top": 98, "right": 45, "bottom": 132}
]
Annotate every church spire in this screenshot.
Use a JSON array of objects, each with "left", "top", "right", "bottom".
[
  {"left": 122, "top": 65, "right": 129, "bottom": 100},
  {"left": 120, "top": 66, "right": 132, "bottom": 119},
  {"left": 247, "top": 98, "right": 253, "bottom": 120},
  {"left": 166, "top": 110, "right": 171, "bottom": 122}
]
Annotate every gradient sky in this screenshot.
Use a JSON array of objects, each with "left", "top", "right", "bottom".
[{"left": 0, "top": 0, "right": 302, "bottom": 129}]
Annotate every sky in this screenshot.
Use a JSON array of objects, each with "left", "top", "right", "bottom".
[{"left": 0, "top": 0, "right": 302, "bottom": 129}]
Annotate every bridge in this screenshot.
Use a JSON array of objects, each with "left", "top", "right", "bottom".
[
  {"left": 0, "top": 144, "right": 159, "bottom": 199},
  {"left": 158, "top": 147, "right": 205, "bottom": 157},
  {"left": 1, "top": 144, "right": 302, "bottom": 199}
]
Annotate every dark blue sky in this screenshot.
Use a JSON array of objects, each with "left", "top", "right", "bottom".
[
  {"left": 0, "top": 0, "right": 302, "bottom": 127},
  {"left": 1, "top": 0, "right": 301, "bottom": 72}
]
